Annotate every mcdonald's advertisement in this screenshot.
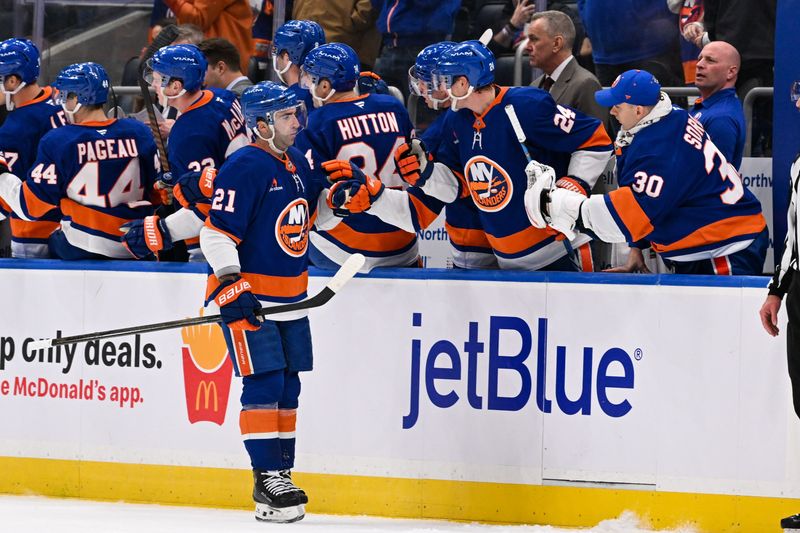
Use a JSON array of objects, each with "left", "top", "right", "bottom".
[{"left": 0, "top": 261, "right": 798, "bottom": 502}]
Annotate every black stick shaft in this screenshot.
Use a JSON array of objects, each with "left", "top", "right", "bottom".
[{"left": 47, "top": 288, "right": 335, "bottom": 347}]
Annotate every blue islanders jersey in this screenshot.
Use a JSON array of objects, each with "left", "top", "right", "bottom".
[
  {"left": 422, "top": 110, "right": 495, "bottom": 269},
  {"left": 204, "top": 143, "right": 324, "bottom": 318},
  {"left": 12, "top": 118, "right": 159, "bottom": 258},
  {"left": 438, "top": 86, "right": 612, "bottom": 270},
  {"left": 295, "top": 92, "right": 426, "bottom": 270},
  {"left": 167, "top": 88, "right": 249, "bottom": 256},
  {"left": 585, "top": 108, "right": 765, "bottom": 261},
  {"left": 0, "top": 86, "right": 66, "bottom": 257}
]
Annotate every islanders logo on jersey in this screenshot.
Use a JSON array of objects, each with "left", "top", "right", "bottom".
[
  {"left": 275, "top": 198, "right": 310, "bottom": 257},
  {"left": 464, "top": 155, "right": 513, "bottom": 212}
]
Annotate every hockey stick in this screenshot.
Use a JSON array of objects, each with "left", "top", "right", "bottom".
[
  {"left": 138, "top": 24, "right": 179, "bottom": 173},
  {"left": 29, "top": 253, "right": 366, "bottom": 349},
  {"left": 504, "top": 103, "right": 575, "bottom": 253}
]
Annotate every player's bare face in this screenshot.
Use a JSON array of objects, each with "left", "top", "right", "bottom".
[
  {"left": 421, "top": 81, "right": 450, "bottom": 109},
  {"left": 163, "top": 79, "right": 184, "bottom": 98},
  {"left": 1, "top": 75, "right": 20, "bottom": 93},
  {"left": 272, "top": 108, "right": 301, "bottom": 149},
  {"left": 449, "top": 77, "right": 470, "bottom": 99},
  {"left": 610, "top": 103, "right": 641, "bottom": 130}
]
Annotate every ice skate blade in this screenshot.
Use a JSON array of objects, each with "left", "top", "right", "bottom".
[{"left": 254, "top": 502, "right": 305, "bottom": 523}]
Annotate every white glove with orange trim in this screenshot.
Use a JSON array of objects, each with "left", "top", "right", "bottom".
[{"left": 523, "top": 161, "right": 584, "bottom": 240}]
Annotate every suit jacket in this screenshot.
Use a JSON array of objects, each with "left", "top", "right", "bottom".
[
  {"left": 227, "top": 77, "right": 253, "bottom": 98},
  {"left": 532, "top": 57, "right": 611, "bottom": 134}
]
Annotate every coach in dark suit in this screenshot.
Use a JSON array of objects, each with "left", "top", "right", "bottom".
[{"left": 527, "top": 10, "right": 610, "bottom": 132}]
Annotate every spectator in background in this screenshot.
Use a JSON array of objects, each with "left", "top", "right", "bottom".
[
  {"left": 372, "top": 0, "right": 461, "bottom": 99},
  {"left": 162, "top": 0, "right": 253, "bottom": 72},
  {"left": 676, "top": 0, "right": 702, "bottom": 85},
  {"left": 174, "top": 23, "right": 205, "bottom": 45},
  {"left": 293, "top": 0, "right": 380, "bottom": 70},
  {"left": 489, "top": 0, "right": 535, "bottom": 54},
  {"left": 527, "top": 11, "right": 608, "bottom": 130},
  {"left": 489, "top": 0, "right": 585, "bottom": 61},
  {"left": 690, "top": 41, "right": 745, "bottom": 169},
  {"left": 576, "top": 0, "right": 684, "bottom": 90},
  {"left": 199, "top": 37, "right": 253, "bottom": 96},
  {"left": 149, "top": 0, "right": 174, "bottom": 41}
]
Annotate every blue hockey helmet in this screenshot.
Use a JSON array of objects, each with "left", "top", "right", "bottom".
[
  {"left": 432, "top": 40, "right": 495, "bottom": 91},
  {"left": 0, "top": 38, "right": 40, "bottom": 85},
  {"left": 272, "top": 20, "right": 325, "bottom": 66},
  {"left": 300, "top": 43, "right": 360, "bottom": 94},
  {"left": 145, "top": 44, "right": 207, "bottom": 94},
  {"left": 408, "top": 41, "right": 456, "bottom": 105},
  {"left": 241, "top": 81, "right": 307, "bottom": 150},
  {"left": 53, "top": 62, "right": 110, "bottom": 106}
]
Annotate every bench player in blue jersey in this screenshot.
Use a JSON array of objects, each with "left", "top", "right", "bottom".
[
  {"left": 327, "top": 41, "right": 497, "bottom": 269},
  {"left": 121, "top": 44, "right": 249, "bottom": 261},
  {"left": 525, "top": 69, "right": 767, "bottom": 275},
  {"left": 272, "top": 20, "right": 325, "bottom": 113},
  {"left": 199, "top": 81, "right": 340, "bottom": 523},
  {"left": 388, "top": 39, "right": 612, "bottom": 271},
  {"left": 0, "top": 62, "right": 160, "bottom": 259},
  {"left": 295, "top": 43, "right": 441, "bottom": 272},
  {"left": 0, "top": 38, "right": 66, "bottom": 257}
]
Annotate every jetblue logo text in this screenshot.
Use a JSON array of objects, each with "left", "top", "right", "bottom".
[{"left": 403, "top": 313, "right": 636, "bottom": 429}]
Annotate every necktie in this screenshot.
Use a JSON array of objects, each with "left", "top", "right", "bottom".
[{"left": 540, "top": 76, "right": 554, "bottom": 92}]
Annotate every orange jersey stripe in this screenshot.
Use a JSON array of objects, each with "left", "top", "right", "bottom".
[
  {"left": 184, "top": 90, "right": 214, "bottom": 113},
  {"left": 651, "top": 213, "right": 767, "bottom": 254},
  {"left": 445, "top": 222, "right": 492, "bottom": 249},
  {"left": 204, "top": 218, "right": 242, "bottom": 245},
  {"left": 17, "top": 86, "right": 54, "bottom": 108},
  {"left": 408, "top": 194, "right": 440, "bottom": 229},
  {"left": 206, "top": 271, "right": 308, "bottom": 300},
  {"left": 22, "top": 183, "right": 57, "bottom": 219},
  {"left": 608, "top": 188, "right": 654, "bottom": 242},
  {"left": 10, "top": 218, "right": 59, "bottom": 239},
  {"left": 239, "top": 408, "right": 278, "bottom": 435},
  {"left": 323, "top": 222, "right": 415, "bottom": 253},
  {"left": 578, "top": 124, "right": 613, "bottom": 150},
  {"left": 486, "top": 225, "right": 551, "bottom": 255},
  {"left": 278, "top": 409, "right": 297, "bottom": 432},
  {"left": 185, "top": 236, "right": 200, "bottom": 246},
  {"left": 59, "top": 199, "right": 130, "bottom": 236}
]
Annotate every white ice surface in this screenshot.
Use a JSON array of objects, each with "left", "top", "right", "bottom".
[{"left": 0, "top": 496, "right": 696, "bottom": 533}]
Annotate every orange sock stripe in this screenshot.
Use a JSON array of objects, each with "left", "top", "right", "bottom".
[
  {"left": 278, "top": 409, "right": 297, "bottom": 433},
  {"left": 239, "top": 409, "right": 279, "bottom": 439}
]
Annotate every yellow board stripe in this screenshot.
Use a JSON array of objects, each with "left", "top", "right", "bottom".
[{"left": 0, "top": 457, "right": 797, "bottom": 532}]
